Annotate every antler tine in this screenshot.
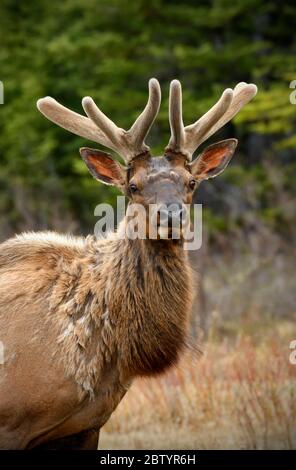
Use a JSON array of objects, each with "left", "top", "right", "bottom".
[
  {"left": 37, "top": 97, "right": 112, "bottom": 147},
  {"left": 82, "top": 96, "right": 120, "bottom": 148},
  {"left": 184, "top": 87, "right": 234, "bottom": 155},
  {"left": 198, "top": 82, "right": 257, "bottom": 145},
  {"left": 165, "top": 81, "right": 257, "bottom": 161},
  {"left": 167, "top": 80, "right": 185, "bottom": 153},
  {"left": 37, "top": 78, "right": 162, "bottom": 163},
  {"left": 166, "top": 82, "right": 233, "bottom": 158},
  {"left": 129, "top": 78, "right": 161, "bottom": 149}
]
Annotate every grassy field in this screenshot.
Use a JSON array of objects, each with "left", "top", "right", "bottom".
[{"left": 100, "top": 318, "right": 296, "bottom": 450}]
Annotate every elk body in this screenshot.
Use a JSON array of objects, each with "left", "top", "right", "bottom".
[{"left": 0, "top": 79, "right": 256, "bottom": 449}]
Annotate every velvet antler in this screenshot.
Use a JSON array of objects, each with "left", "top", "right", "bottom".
[
  {"left": 37, "top": 79, "right": 161, "bottom": 163},
  {"left": 166, "top": 80, "right": 257, "bottom": 160}
]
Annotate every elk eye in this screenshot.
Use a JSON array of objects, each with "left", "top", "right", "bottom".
[
  {"left": 129, "top": 183, "right": 138, "bottom": 193},
  {"left": 189, "top": 179, "right": 196, "bottom": 190}
]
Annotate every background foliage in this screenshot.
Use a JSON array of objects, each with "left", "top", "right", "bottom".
[{"left": 0, "top": 0, "right": 295, "bottom": 243}]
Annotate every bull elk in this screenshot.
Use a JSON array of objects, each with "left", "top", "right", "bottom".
[{"left": 0, "top": 79, "right": 257, "bottom": 449}]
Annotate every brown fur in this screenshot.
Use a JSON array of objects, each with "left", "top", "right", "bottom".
[{"left": 0, "top": 226, "right": 193, "bottom": 449}]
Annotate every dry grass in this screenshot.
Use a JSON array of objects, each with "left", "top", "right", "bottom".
[{"left": 100, "top": 319, "right": 296, "bottom": 449}]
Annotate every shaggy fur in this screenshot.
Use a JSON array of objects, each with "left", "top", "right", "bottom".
[
  {"left": 0, "top": 222, "right": 193, "bottom": 449},
  {"left": 0, "top": 142, "right": 241, "bottom": 449}
]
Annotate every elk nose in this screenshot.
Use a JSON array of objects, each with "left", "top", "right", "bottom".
[{"left": 159, "top": 204, "right": 186, "bottom": 225}]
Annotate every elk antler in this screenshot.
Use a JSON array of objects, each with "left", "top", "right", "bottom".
[
  {"left": 166, "top": 80, "right": 257, "bottom": 160},
  {"left": 37, "top": 79, "right": 161, "bottom": 164}
]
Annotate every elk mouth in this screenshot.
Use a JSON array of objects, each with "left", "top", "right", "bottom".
[
  {"left": 156, "top": 209, "right": 189, "bottom": 240},
  {"left": 157, "top": 225, "right": 184, "bottom": 240},
  {"left": 158, "top": 226, "right": 175, "bottom": 240}
]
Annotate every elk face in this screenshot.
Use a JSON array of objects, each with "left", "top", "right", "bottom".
[
  {"left": 80, "top": 138, "right": 237, "bottom": 240},
  {"left": 79, "top": 150, "right": 193, "bottom": 239},
  {"left": 126, "top": 155, "right": 191, "bottom": 239}
]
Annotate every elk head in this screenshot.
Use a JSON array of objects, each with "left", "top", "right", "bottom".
[{"left": 37, "top": 79, "right": 257, "bottom": 240}]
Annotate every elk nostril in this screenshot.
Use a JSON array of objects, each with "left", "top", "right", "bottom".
[
  {"left": 171, "top": 204, "right": 186, "bottom": 219},
  {"left": 173, "top": 208, "right": 186, "bottom": 223},
  {"left": 179, "top": 207, "right": 187, "bottom": 221}
]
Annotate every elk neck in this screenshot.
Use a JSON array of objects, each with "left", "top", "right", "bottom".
[{"left": 98, "top": 222, "right": 194, "bottom": 381}]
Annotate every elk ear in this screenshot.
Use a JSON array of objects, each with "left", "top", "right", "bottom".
[
  {"left": 190, "top": 139, "right": 238, "bottom": 181},
  {"left": 80, "top": 147, "right": 126, "bottom": 187}
]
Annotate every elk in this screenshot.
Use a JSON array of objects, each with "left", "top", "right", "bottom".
[{"left": 0, "top": 79, "right": 257, "bottom": 449}]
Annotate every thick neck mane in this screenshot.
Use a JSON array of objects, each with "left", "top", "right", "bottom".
[
  {"left": 103, "top": 236, "right": 194, "bottom": 379},
  {"left": 41, "top": 226, "right": 194, "bottom": 396}
]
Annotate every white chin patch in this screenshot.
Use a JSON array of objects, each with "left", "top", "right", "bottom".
[
  {"left": 158, "top": 226, "right": 170, "bottom": 239},
  {"left": 158, "top": 226, "right": 182, "bottom": 239}
]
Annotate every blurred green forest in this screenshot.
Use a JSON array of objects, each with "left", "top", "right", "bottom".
[{"left": 0, "top": 0, "right": 295, "bottom": 248}]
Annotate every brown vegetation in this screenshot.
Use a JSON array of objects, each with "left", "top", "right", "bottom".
[{"left": 101, "top": 318, "right": 296, "bottom": 450}]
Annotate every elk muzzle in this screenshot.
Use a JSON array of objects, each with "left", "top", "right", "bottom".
[{"left": 156, "top": 203, "right": 189, "bottom": 239}]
